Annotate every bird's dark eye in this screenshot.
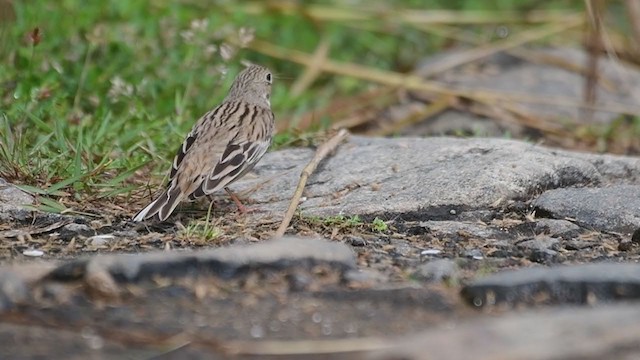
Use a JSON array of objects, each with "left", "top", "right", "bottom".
[{"left": 266, "top": 73, "right": 272, "bottom": 83}]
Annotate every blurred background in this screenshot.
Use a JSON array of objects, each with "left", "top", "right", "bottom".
[{"left": 1, "top": 0, "right": 640, "bottom": 209}]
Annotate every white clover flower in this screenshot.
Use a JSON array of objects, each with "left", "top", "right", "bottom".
[
  {"left": 238, "top": 27, "right": 255, "bottom": 47},
  {"left": 108, "top": 76, "right": 133, "bottom": 101},
  {"left": 219, "top": 43, "right": 236, "bottom": 61},
  {"left": 190, "top": 18, "right": 209, "bottom": 33}
]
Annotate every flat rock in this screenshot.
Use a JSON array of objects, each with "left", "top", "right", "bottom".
[
  {"left": 533, "top": 218, "right": 582, "bottom": 239},
  {"left": 461, "top": 262, "right": 640, "bottom": 308},
  {"left": 1, "top": 285, "right": 456, "bottom": 358},
  {"left": 0, "top": 238, "right": 458, "bottom": 357},
  {"left": 0, "top": 323, "right": 159, "bottom": 360},
  {"left": 418, "top": 47, "right": 640, "bottom": 125},
  {"left": 516, "top": 236, "right": 560, "bottom": 251},
  {"left": 372, "top": 304, "right": 640, "bottom": 360},
  {"left": 0, "top": 178, "right": 34, "bottom": 221},
  {"left": 0, "top": 271, "right": 28, "bottom": 311},
  {"left": 59, "top": 223, "right": 95, "bottom": 240},
  {"left": 413, "top": 259, "right": 459, "bottom": 283},
  {"left": 233, "top": 136, "right": 640, "bottom": 221},
  {"left": 47, "top": 236, "right": 356, "bottom": 284},
  {"left": 0, "top": 178, "right": 33, "bottom": 207},
  {"left": 534, "top": 185, "right": 640, "bottom": 233},
  {"left": 419, "top": 220, "right": 509, "bottom": 240}
]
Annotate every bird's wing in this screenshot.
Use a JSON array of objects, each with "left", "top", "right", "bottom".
[
  {"left": 187, "top": 137, "right": 270, "bottom": 200},
  {"left": 168, "top": 129, "right": 197, "bottom": 183},
  {"left": 132, "top": 108, "right": 216, "bottom": 222},
  {"left": 187, "top": 106, "right": 274, "bottom": 199}
]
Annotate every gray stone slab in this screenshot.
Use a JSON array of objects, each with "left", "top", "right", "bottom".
[
  {"left": 0, "top": 271, "right": 28, "bottom": 311},
  {"left": 461, "top": 262, "right": 640, "bottom": 308},
  {"left": 419, "top": 47, "right": 640, "bottom": 125},
  {"left": 534, "top": 185, "right": 640, "bottom": 233},
  {"left": 46, "top": 236, "right": 356, "bottom": 285},
  {"left": 232, "top": 136, "right": 640, "bottom": 220},
  {"left": 533, "top": 218, "right": 582, "bottom": 239},
  {"left": 0, "top": 177, "right": 33, "bottom": 208},
  {"left": 0, "top": 323, "right": 160, "bottom": 360},
  {"left": 0, "top": 177, "right": 34, "bottom": 222},
  {"left": 371, "top": 304, "right": 640, "bottom": 360},
  {"left": 419, "top": 220, "right": 508, "bottom": 240},
  {"left": 413, "top": 259, "right": 459, "bottom": 283}
]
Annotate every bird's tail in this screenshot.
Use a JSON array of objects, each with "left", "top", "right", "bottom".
[{"left": 132, "top": 186, "right": 183, "bottom": 222}]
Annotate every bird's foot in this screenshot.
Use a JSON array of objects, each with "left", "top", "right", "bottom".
[{"left": 225, "top": 187, "right": 260, "bottom": 215}]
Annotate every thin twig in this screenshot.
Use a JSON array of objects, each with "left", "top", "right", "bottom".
[
  {"left": 625, "top": 0, "right": 640, "bottom": 54},
  {"left": 274, "top": 129, "right": 350, "bottom": 238},
  {"left": 291, "top": 36, "right": 330, "bottom": 97},
  {"left": 583, "top": 0, "right": 604, "bottom": 123},
  {"left": 365, "top": 95, "right": 453, "bottom": 136}
]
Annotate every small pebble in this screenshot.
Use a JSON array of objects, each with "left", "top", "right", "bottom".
[
  {"left": 23, "top": 249, "right": 44, "bottom": 257},
  {"left": 631, "top": 228, "right": 640, "bottom": 244},
  {"left": 619, "top": 240, "right": 633, "bottom": 252},
  {"left": 529, "top": 249, "right": 559, "bottom": 264},
  {"left": 346, "top": 236, "right": 366, "bottom": 247},
  {"left": 413, "top": 259, "right": 459, "bottom": 282},
  {"left": 250, "top": 324, "right": 265, "bottom": 338},
  {"left": 421, "top": 249, "right": 441, "bottom": 256},
  {"left": 62, "top": 223, "right": 94, "bottom": 236},
  {"left": 88, "top": 234, "right": 116, "bottom": 247},
  {"left": 463, "top": 249, "right": 483, "bottom": 260}
]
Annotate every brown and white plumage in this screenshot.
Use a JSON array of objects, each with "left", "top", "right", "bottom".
[{"left": 133, "top": 65, "right": 275, "bottom": 222}]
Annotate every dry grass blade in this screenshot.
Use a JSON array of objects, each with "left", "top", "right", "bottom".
[
  {"left": 414, "top": 15, "right": 584, "bottom": 78},
  {"left": 291, "top": 36, "right": 330, "bottom": 97},
  {"left": 508, "top": 48, "right": 616, "bottom": 91},
  {"left": 224, "top": 337, "right": 392, "bottom": 356},
  {"left": 274, "top": 129, "right": 350, "bottom": 238},
  {"left": 409, "top": 91, "right": 567, "bottom": 137},
  {"left": 583, "top": 0, "right": 605, "bottom": 122},
  {"left": 419, "top": 23, "right": 618, "bottom": 91},
  {"left": 249, "top": 39, "right": 640, "bottom": 115},
  {"left": 626, "top": 0, "right": 640, "bottom": 54},
  {"left": 238, "top": 2, "right": 580, "bottom": 25},
  {"left": 365, "top": 95, "right": 452, "bottom": 136},
  {"left": 285, "top": 88, "right": 397, "bottom": 132}
]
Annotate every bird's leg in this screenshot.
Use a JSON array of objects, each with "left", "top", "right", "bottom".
[{"left": 225, "top": 187, "right": 248, "bottom": 214}]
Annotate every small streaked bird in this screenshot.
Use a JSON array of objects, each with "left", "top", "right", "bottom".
[{"left": 133, "top": 64, "right": 275, "bottom": 222}]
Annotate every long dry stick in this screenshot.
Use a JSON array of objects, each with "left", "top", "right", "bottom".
[
  {"left": 235, "top": 2, "right": 579, "bottom": 25},
  {"left": 223, "top": 337, "right": 392, "bottom": 356},
  {"left": 416, "top": 23, "right": 617, "bottom": 91},
  {"left": 365, "top": 95, "right": 453, "bottom": 136},
  {"left": 414, "top": 15, "right": 584, "bottom": 78},
  {"left": 248, "top": 37, "right": 640, "bottom": 115},
  {"left": 274, "top": 129, "right": 350, "bottom": 238},
  {"left": 291, "top": 36, "right": 330, "bottom": 97}
]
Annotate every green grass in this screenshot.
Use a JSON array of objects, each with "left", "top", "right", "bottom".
[
  {"left": 371, "top": 217, "right": 389, "bottom": 232},
  {"left": 178, "top": 203, "right": 221, "bottom": 243},
  {"left": 0, "top": 0, "right": 588, "bottom": 215},
  {"left": 301, "top": 213, "right": 390, "bottom": 233}
]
